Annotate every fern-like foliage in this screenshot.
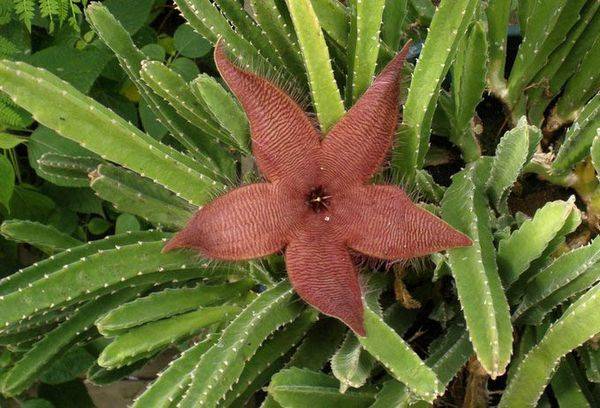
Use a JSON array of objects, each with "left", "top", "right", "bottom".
[
  {"left": 0, "top": 94, "right": 30, "bottom": 129},
  {"left": 0, "top": 37, "right": 18, "bottom": 58},
  {"left": 13, "top": 0, "right": 34, "bottom": 30},
  {"left": 12, "top": 0, "right": 82, "bottom": 32}
]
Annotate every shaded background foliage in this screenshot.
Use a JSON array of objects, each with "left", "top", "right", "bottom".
[
  {"left": 0, "top": 0, "right": 599, "bottom": 407},
  {"left": 0, "top": 0, "right": 210, "bottom": 274},
  {"left": 0, "top": 1, "right": 217, "bottom": 406}
]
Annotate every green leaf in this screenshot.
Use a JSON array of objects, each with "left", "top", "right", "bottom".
[
  {"left": 526, "top": 1, "right": 600, "bottom": 125},
  {"left": 0, "top": 93, "right": 32, "bottom": 129},
  {"left": 0, "top": 133, "right": 27, "bottom": 149},
  {"left": 382, "top": 0, "right": 408, "bottom": 51},
  {"left": 485, "top": 0, "right": 511, "bottom": 94},
  {"left": 285, "top": 0, "right": 346, "bottom": 132},
  {"left": 141, "top": 44, "right": 166, "bottom": 62},
  {"left": 41, "top": 186, "right": 103, "bottom": 216},
  {"left": 517, "top": 0, "right": 535, "bottom": 34},
  {"left": 425, "top": 323, "right": 474, "bottom": 386},
  {"left": 0, "top": 154, "right": 14, "bottom": 211},
  {"left": 173, "top": 0, "right": 270, "bottom": 70},
  {"left": 486, "top": 117, "right": 542, "bottom": 211},
  {"left": 415, "top": 169, "right": 445, "bottom": 203},
  {"left": 14, "top": 0, "right": 34, "bottom": 31},
  {"left": 506, "top": 205, "right": 581, "bottom": 303},
  {"left": 46, "top": 208, "right": 79, "bottom": 236},
  {"left": 173, "top": 24, "right": 212, "bottom": 58},
  {"left": 20, "top": 400, "right": 53, "bottom": 408},
  {"left": 497, "top": 198, "right": 578, "bottom": 286},
  {"left": 331, "top": 331, "right": 375, "bottom": 392},
  {"left": 513, "top": 205, "right": 583, "bottom": 295},
  {"left": 9, "top": 185, "right": 55, "bottom": 223},
  {"left": 177, "top": 281, "right": 303, "bottom": 408},
  {"left": 0, "top": 59, "right": 223, "bottom": 206},
  {"left": 393, "top": 0, "right": 478, "bottom": 178},
  {"left": 98, "top": 305, "right": 240, "bottom": 369},
  {"left": 0, "top": 230, "right": 165, "bottom": 296},
  {"left": 36, "top": 153, "right": 101, "bottom": 188},
  {"left": 450, "top": 21, "right": 487, "bottom": 162},
  {"left": 139, "top": 60, "right": 236, "bottom": 156},
  {"left": 581, "top": 343, "right": 600, "bottom": 383},
  {"left": 87, "top": 218, "right": 111, "bottom": 235},
  {"left": 26, "top": 45, "right": 111, "bottom": 93},
  {"left": 27, "top": 126, "right": 99, "bottom": 187},
  {"left": 190, "top": 74, "right": 251, "bottom": 153},
  {"left": 591, "top": 130, "right": 600, "bottom": 182},
  {"left": 114, "top": 214, "right": 140, "bottom": 234},
  {"left": 269, "top": 367, "right": 375, "bottom": 407},
  {"left": 442, "top": 162, "right": 513, "bottom": 377},
  {"left": 371, "top": 323, "right": 473, "bottom": 407},
  {"left": 535, "top": 4, "right": 600, "bottom": 125},
  {"left": 0, "top": 238, "right": 224, "bottom": 327},
  {"left": 250, "top": 0, "right": 305, "bottom": 81},
  {"left": 0, "top": 287, "right": 141, "bottom": 396},
  {"left": 96, "top": 280, "right": 253, "bottom": 336},
  {"left": 131, "top": 335, "right": 218, "bottom": 408},
  {"left": 0, "top": 32, "right": 20, "bottom": 58},
  {"left": 506, "top": 325, "right": 537, "bottom": 385},
  {"left": 0, "top": 265, "right": 203, "bottom": 344},
  {"left": 87, "top": 360, "right": 149, "bottom": 386},
  {"left": 286, "top": 319, "right": 347, "bottom": 370},
  {"left": 138, "top": 99, "right": 168, "bottom": 139},
  {"left": 359, "top": 303, "right": 440, "bottom": 401},
  {"left": 169, "top": 57, "right": 200, "bottom": 82},
  {"left": 213, "top": 0, "right": 284, "bottom": 67},
  {"left": 86, "top": 3, "right": 230, "bottom": 178},
  {"left": 89, "top": 164, "right": 196, "bottom": 230},
  {"left": 0, "top": 219, "right": 82, "bottom": 254},
  {"left": 223, "top": 310, "right": 318, "bottom": 406},
  {"left": 514, "top": 237, "right": 600, "bottom": 325},
  {"left": 552, "top": 34, "right": 600, "bottom": 126},
  {"left": 0, "top": 349, "right": 11, "bottom": 368},
  {"left": 506, "top": 0, "right": 583, "bottom": 108},
  {"left": 551, "top": 355, "right": 595, "bottom": 408},
  {"left": 0, "top": 321, "right": 55, "bottom": 347},
  {"left": 40, "top": 347, "right": 95, "bottom": 385},
  {"left": 555, "top": 92, "right": 600, "bottom": 172},
  {"left": 409, "top": 0, "right": 435, "bottom": 26},
  {"left": 345, "top": 0, "right": 386, "bottom": 104},
  {"left": 309, "top": 0, "right": 349, "bottom": 48},
  {"left": 500, "top": 281, "right": 600, "bottom": 407},
  {"left": 104, "top": 0, "right": 155, "bottom": 34}
]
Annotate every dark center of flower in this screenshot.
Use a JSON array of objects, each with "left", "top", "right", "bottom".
[{"left": 306, "top": 186, "right": 331, "bottom": 213}]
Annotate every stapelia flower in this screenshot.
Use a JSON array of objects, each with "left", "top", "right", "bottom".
[{"left": 163, "top": 42, "right": 472, "bottom": 336}]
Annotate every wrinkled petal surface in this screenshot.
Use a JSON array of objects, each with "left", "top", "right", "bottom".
[
  {"left": 320, "top": 42, "right": 411, "bottom": 192},
  {"left": 286, "top": 216, "right": 365, "bottom": 335},
  {"left": 165, "top": 43, "right": 473, "bottom": 337},
  {"left": 338, "top": 185, "right": 472, "bottom": 260},
  {"left": 163, "top": 183, "right": 305, "bottom": 260},
  {"left": 215, "top": 43, "right": 321, "bottom": 190}
]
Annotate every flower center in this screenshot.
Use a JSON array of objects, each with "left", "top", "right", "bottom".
[{"left": 306, "top": 186, "right": 331, "bottom": 213}]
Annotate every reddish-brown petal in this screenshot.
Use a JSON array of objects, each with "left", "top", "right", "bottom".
[
  {"left": 337, "top": 185, "right": 472, "bottom": 260},
  {"left": 285, "top": 216, "right": 365, "bottom": 335},
  {"left": 320, "top": 42, "right": 411, "bottom": 192},
  {"left": 163, "top": 183, "right": 306, "bottom": 260},
  {"left": 214, "top": 42, "right": 321, "bottom": 189}
]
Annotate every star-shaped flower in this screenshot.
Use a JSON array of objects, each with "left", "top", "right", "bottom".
[{"left": 163, "top": 42, "right": 472, "bottom": 336}]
